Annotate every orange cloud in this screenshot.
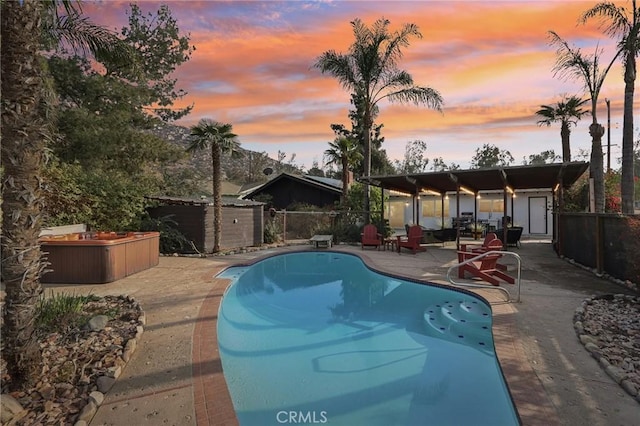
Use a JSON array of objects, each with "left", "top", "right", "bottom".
[{"left": 82, "top": 1, "right": 631, "bottom": 169}]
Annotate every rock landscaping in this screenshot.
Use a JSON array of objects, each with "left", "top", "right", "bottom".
[
  {"left": 1, "top": 295, "right": 145, "bottom": 425},
  {"left": 574, "top": 294, "right": 640, "bottom": 403}
]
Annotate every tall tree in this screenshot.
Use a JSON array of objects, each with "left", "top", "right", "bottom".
[
  {"left": 103, "top": 4, "right": 195, "bottom": 122},
  {"left": 1, "top": 0, "right": 48, "bottom": 390},
  {"left": 44, "top": 2, "right": 194, "bottom": 229},
  {"left": 581, "top": 0, "right": 639, "bottom": 214},
  {"left": 1, "top": 0, "right": 129, "bottom": 389},
  {"left": 524, "top": 150, "right": 562, "bottom": 165},
  {"left": 548, "top": 31, "right": 620, "bottom": 213},
  {"left": 470, "top": 144, "right": 514, "bottom": 168},
  {"left": 395, "top": 139, "right": 430, "bottom": 173},
  {"left": 535, "top": 95, "right": 589, "bottom": 162},
  {"left": 330, "top": 89, "right": 392, "bottom": 176},
  {"left": 314, "top": 17, "right": 443, "bottom": 222},
  {"left": 324, "top": 136, "right": 363, "bottom": 201},
  {"left": 187, "top": 120, "right": 241, "bottom": 253},
  {"left": 431, "top": 157, "right": 460, "bottom": 171}
]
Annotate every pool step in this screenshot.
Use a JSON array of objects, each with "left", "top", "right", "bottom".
[{"left": 423, "top": 299, "right": 493, "bottom": 352}]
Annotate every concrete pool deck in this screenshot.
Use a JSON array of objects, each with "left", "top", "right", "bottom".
[{"left": 46, "top": 240, "right": 639, "bottom": 425}]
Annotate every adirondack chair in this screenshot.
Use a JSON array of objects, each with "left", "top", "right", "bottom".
[
  {"left": 361, "top": 224, "right": 383, "bottom": 250},
  {"left": 457, "top": 251, "right": 514, "bottom": 286},
  {"left": 460, "top": 233, "right": 507, "bottom": 272},
  {"left": 397, "top": 225, "right": 426, "bottom": 254},
  {"left": 460, "top": 232, "right": 503, "bottom": 254}
]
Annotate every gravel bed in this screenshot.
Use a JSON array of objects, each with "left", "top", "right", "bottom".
[{"left": 574, "top": 294, "right": 640, "bottom": 402}]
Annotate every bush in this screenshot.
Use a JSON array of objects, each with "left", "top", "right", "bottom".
[
  {"left": 264, "top": 218, "right": 281, "bottom": 244},
  {"left": 140, "top": 214, "right": 193, "bottom": 253},
  {"left": 36, "top": 291, "right": 98, "bottom": 334}
]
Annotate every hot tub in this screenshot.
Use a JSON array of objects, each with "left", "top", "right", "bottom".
[{"left": 39, "top": 231, "right": 160, "bottom": 284}]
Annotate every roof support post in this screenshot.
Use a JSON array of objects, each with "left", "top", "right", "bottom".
[
  {"left": 502, "top": 186, "right": 508, "bottom": 244},
  {"left": 456, "top": 184, "right": 461, "bottom": 249}
]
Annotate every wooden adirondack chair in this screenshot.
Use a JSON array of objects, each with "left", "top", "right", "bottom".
[
  {"left": 460, "top": 232, "right": 502, "bottom": 253},
  {"left": 361, "top": 224, "right": 383, "bottom": 250},
  {"left": 457, "top": 251, "right": 514, "bottom": 286},
  {"left": 397, "top": 225, "right": 426, "bottom": 254}
]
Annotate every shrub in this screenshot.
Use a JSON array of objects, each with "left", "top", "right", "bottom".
[
  {"left": 36, "top": 291, "right": 98, "bottom": 334},
  {"left": 264, "top": 218, "right": 281, "bottom": 244},
  {"left": 140, "top": 214, "right": 193, "bottom": 253}
]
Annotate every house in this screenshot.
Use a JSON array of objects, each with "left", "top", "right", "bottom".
[
  {"left": 241, "top": 172, "right": 342, "bottom": 209},
  {"left": 145, "top": 195, "right": 264, "bottom": 253},
  {"left": 366, "top": 162, "right": 589, "bottom": 239}
]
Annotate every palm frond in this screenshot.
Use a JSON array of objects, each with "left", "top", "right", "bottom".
[
  {"left": 384, "top": 87, "right": 444, "bottom": 110},
  {"left": 581, "top": 2, "right": 631, "bottom": 39}
]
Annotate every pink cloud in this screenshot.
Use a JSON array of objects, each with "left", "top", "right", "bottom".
[{"left": 81, "top": 0, "right": 632, "bottom": 170}]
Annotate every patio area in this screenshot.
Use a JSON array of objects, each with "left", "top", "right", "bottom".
[{"left": 46, "top": 239, "right": 638, "bottom": 425}]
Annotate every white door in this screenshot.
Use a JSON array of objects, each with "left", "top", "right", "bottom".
[{"left": 529, "top": 196, "right": 547, "bottom": 234}]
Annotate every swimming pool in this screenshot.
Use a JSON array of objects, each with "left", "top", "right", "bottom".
[{"left": 217, "top": 251, "right": 520, "bottom": 426}]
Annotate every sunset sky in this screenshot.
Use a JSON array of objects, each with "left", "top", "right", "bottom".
[{"left": 86, "top": 0, "right": 634, "bottom": 171}]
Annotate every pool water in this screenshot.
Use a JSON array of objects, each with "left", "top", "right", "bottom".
[{"left": 217, "top": 251, "right": 520, "bottom": 426}]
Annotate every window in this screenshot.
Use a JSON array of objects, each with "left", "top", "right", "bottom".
[
  {"left": 479, "top": 199, "right": 504, "bottom": 214},
  {"left": 388, "top": 200, "right": 406, "bottom": 228},
  {"left": 421, "top": 198, "right": 450, "bottom": 217}
]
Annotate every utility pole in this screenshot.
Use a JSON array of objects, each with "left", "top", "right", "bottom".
[{"left": 606, "top": 98, "right": 611, "bottom": 173}]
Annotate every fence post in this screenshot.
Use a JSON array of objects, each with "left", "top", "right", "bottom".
[{"left": 283, "top": 209, "right": 287, "bottom": 244}]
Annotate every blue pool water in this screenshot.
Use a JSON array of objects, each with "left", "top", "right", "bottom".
[{"left": 217, "top": 251, "right": 520, "bottom": 426}]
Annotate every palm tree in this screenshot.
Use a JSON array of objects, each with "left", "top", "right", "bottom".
[
  {"left": 314, "top": 18, "right": 443, "bottom": 222},
  {"left": 535, "top": 95, "right": 589, "bottom": 162},
  {"left": 581, "top": 0, "right": 639, "bottom": 214},
  {"left": 548, "top": 31, "right": 621, "bottom": 213},
  {"left": 187, "top": 119, "right": 241, "bottom": 253},
  {"left": 1, "top": 0, "right": 134, "bottom": 389},
  {"left": 1, "top": 0, "right": 48, "bottom": 390},
  {"left": 324, "top": 136, "right": 363, "bottom": 202}
]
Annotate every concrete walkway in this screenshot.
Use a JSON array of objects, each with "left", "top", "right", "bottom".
[{"left": 47, "top": 240, "right": 639, "bottom": 425}]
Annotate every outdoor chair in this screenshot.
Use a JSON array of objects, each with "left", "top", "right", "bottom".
[
  {"left": 457, "top": 251, "right": 515, "bottom": 286},
  {"left": 361, "top": 224, "right": 383, "bottom": 250},
  {"left": 460, "top": 232, "right": 503, "bottom": 254},
  {"left": 397, "top": 225, "right": 426, "bottom": 254},
  {"left": 496, "top": 226, "right": 524, "bottom": 248},
  {"left": 460, "top": 233, "right": 507, "bottom": 271}
]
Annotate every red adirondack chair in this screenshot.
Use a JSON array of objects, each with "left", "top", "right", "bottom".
[
  {"left": 460, "top": 232, "right": 503, "bottom": 254},
  {"left": 397, "top": 225, "right": 426, "bottom": 254},
  {"left": 457, "top": 251, "right": 514, "bottom": 286},
  {"left": 361, "top": 224, "right": 383, "bottom": 250}
]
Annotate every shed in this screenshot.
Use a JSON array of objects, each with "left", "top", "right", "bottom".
[
  {"left": 241, "top": 172, "right": 342, "bottom": 209},
  {"left": 145, "top": 196, "right": 264, "bottom": 253}
]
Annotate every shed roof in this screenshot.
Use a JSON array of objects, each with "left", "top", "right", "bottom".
[
  {"left": 364, "top": 162, "right": 589, "bottom": 195},
  {"left": 146, "top": 195, "right": 264, "bottom": 207}
]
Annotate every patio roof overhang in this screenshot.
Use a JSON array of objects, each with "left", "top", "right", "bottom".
[{"left": 362, "top": 162, "right": 589, "bottom": 195}]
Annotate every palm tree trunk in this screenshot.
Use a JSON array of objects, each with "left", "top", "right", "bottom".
[
  {"left": 341, "top": 157, "right": 348, "bottom": 202},
  {"left": 589, "top": 123, "right": 606, "bottom": 213},
  {"left": 621, "top": 52, "right": 636, "bottom": 214},
  {"left": 1, "top": 0, "right": 46, "bottom": 389},
  {"left": 560, "top": 122, "right": 571, "bottom": 162},
  {"left": 212, "top": 143, "right": 222, "bottom": 252},
  {"left": 363, "top": 106, "right": 372, "bottom": 223}
]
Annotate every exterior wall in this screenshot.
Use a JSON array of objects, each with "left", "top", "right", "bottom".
[
  {"left": 252, "top": 179, "right": 339, "bottom": 209},
  {"left": 388, "top": 189, "right": 554, "bottom": 237},
  {"left": 220, "top": 205, "right": 264, "bottom": 249},
  {"left": 148, "top": 203, "right": 263, "bottom": 253},
  {"left": 148, "top": 204, "right": 207, "bottom": 251},
  {"left": 204, "top": 207, "right": 214, "bottom": 252}
]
